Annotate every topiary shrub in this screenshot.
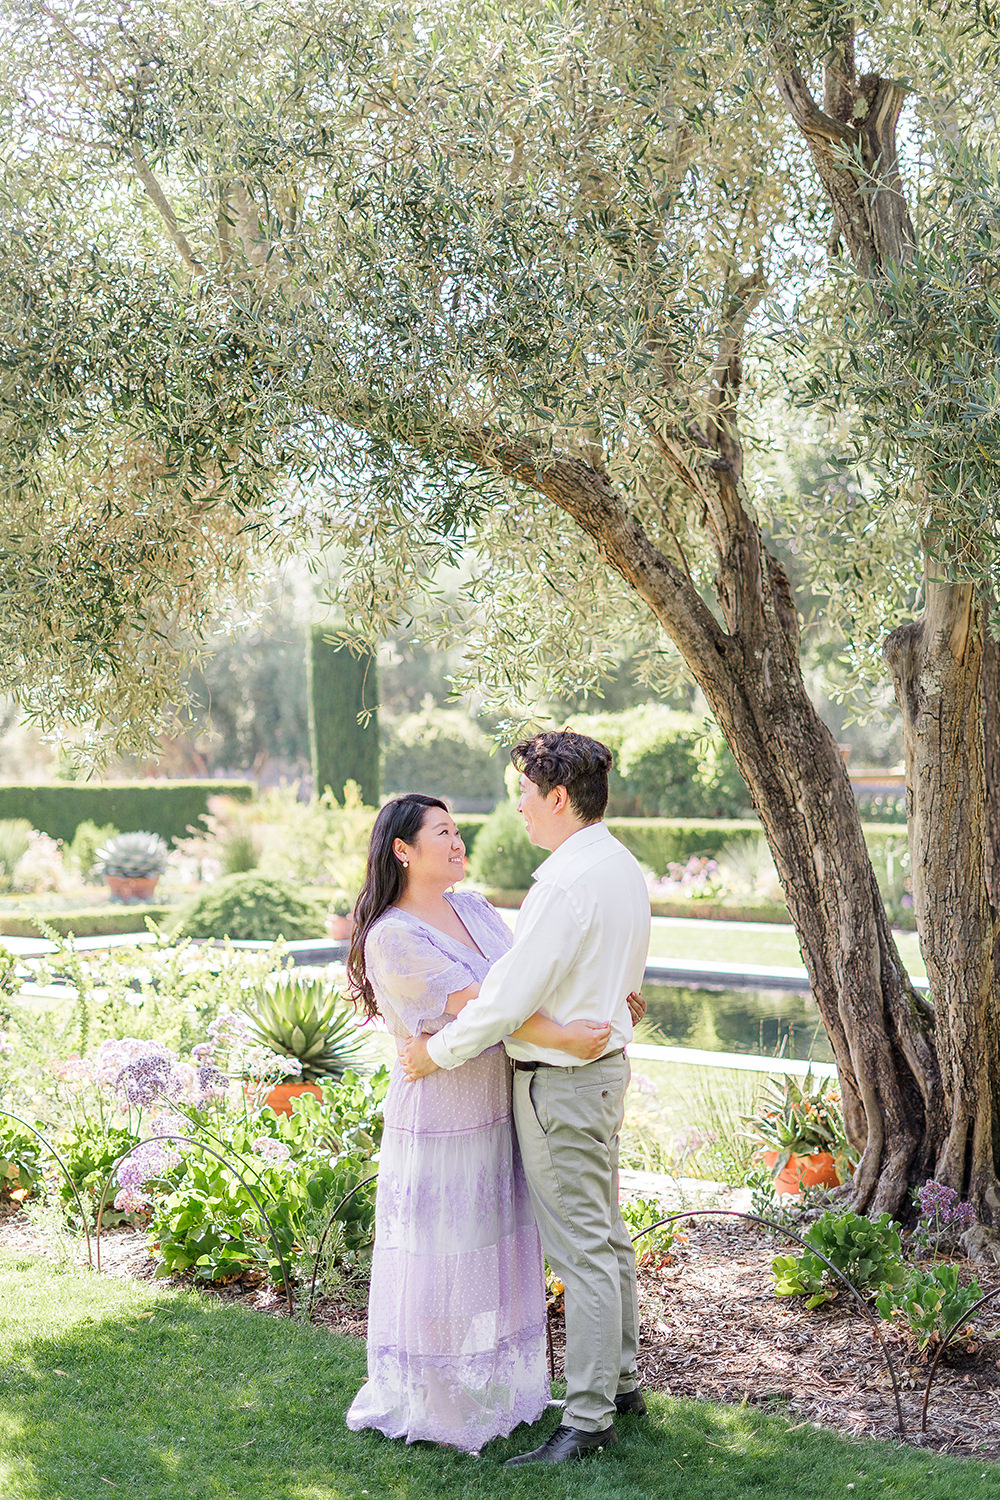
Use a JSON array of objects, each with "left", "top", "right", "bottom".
[
  {"left": 171, "top": 874, "right": 327, "bottom": 942},
  {"left": 0, "top": 819, "right": 33, "bottom": 890},
  {"left": 307, "top": 627, "right": 379, "bottom": 804},
  {"left": 0, "top": 780, "right": 254, "bottom": 844},
  {"left": 467, "top": 801, "right": 545, "bottom": 889}
]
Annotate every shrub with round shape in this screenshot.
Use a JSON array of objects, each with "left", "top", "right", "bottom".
[{"left": 171, "top": 873, "right": 327, "bottom": 942}]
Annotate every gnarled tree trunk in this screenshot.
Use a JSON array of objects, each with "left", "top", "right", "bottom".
[
  {"left": 771, "top": 28, "right": 1000, "bottom": 1226},
  {"left": 884, "top": 577, "right": 1000, "bottom": 1231}
]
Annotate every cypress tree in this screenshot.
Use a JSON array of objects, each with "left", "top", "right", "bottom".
[{"left": 307, "top": 627, "right": 379, "bottom": 804}]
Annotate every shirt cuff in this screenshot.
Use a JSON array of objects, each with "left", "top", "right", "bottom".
[{"left": 426, "top": 1029, "right": 462, "bottom": 1070}]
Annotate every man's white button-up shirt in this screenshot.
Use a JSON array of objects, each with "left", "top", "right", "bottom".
[{"left": 426, "top": 820, "right": 651, "bottom": 1070}]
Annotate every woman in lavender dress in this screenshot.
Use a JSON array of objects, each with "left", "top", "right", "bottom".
[{"left": 344, "top": 794, "right": 614, "bottom": 1452}]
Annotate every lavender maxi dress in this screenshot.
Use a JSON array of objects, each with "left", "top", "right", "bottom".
[{"left": 345, "top": 890, "right": 550, "bottom": 1450}]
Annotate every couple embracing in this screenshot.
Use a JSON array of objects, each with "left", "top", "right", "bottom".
[{"left": 345, "top": 730, "right": 651, "bottom": 1463}]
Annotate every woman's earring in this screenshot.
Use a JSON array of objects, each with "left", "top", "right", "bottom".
[{"left": 401, "top": 858, "right": 409, "bottom": 869}]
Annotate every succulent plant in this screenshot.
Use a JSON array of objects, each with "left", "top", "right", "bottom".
[
  {"left": 241, "top": 975, "right": 371, "bottom": 1083},
  {"left": 93, "top": 830, "right": 170, "bottom": 880}
]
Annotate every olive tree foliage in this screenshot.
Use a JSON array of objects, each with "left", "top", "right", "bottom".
[
  {"left": 7, "top": 0, "right": 1000, "bottom": 1222},
  {"left": 0, "top": 16, "right": 313, "bottom": 754},
  {"left": 2, "top": 0, "right": 794, "bottom": 723}
]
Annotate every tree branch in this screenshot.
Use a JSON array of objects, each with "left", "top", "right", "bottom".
[
  {"left": 129, "top": 144, "right": 206, "bottom": 277},
  {"left": 772, "top": 56, "right": 856, "bottom": 148},
  {"left": 457, "top": 427, "right": 733, "bottom": 685}
]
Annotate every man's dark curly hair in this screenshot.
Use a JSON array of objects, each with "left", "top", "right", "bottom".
[{"left": 510, "top": 729, "right": 613, "bottom": 824}]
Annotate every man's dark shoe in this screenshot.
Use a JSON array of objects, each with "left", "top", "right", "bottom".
[
  {"left": 504, "top": 1423, "right": 618, "bottom": 1466},
  {"left": 614, "top": 1389, "right": 647, "bottom": 1416}
]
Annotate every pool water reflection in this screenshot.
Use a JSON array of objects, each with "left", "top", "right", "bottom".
[{"left": 641, "top": 983, "right": 835, "bottom": 1065}]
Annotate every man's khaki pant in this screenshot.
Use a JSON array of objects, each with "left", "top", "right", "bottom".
[{"left": 512, "top": 1051, "right": 639, "bottom": 1432}]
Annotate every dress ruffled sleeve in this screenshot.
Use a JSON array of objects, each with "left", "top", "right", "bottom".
[{"left": 365, "top": 919, "right": 479, "bottom": 1036}]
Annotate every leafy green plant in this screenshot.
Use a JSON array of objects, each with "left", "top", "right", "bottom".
[
  {"left": 66, "top": 820, "right": 120, "bottom": 880},
  {"left": 772, "top": 1210, "right": 907, "bottom": 1309},
  {"left": 221, "top": 829, "right": 259, "bottom": 875},
  {"left": 573, "top": 705, "right": 749, "bottom": 818},
  {"left": 876, "top": 1264, "right": 984, "bottom": 1350},
  {"left": 171, "top": 873, "right": 327, "bottom": 941},
  {"left": 59, "top": 1122, "right": 141, "bottom": 1222},
  {"left": 620, "top": 1195, "right": 685, "bottom": 1265},
  {"left": 147, "top": 1069, "right": 388, "bottom": 1285},
  {"left": 467, "top": 799, "right": 545, "bottom": 889},
  {"left": 0, "top": 1118, "right": 42, "bottom": 1202},
  {"left": 241, "top": 975, "right": 373, "bottom": 1083}
]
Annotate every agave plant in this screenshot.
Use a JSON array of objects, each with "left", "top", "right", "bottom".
[
  {"left": 92, "top": 831, "right": 169, "bottom": 880},
  {"left": 241, "top": 976, "right": 371, "bottom": 1083}
]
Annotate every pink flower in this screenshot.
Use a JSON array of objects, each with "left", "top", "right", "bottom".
[
  {"left": 252, "top": 1136, "right": 292, "bottom": 1166},
  {"left": 114, "top": 1186, "right": 151, "bottom": 1214},
  {"left": 50, "top": 1053, "right": 92, "bottom": 1084}
]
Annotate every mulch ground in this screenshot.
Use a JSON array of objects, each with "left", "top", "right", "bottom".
[{"left": 4, "top": 1203, "right": 1000, "bottom": 1462}]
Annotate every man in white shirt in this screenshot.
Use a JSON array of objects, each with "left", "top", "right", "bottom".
[{"left": 400, "top": 730, "right": 651, "bottom": 1464}]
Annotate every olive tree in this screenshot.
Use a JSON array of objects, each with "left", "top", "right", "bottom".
[{"left": 5, "top": 0, "right": 1000, "bottom": 1229}]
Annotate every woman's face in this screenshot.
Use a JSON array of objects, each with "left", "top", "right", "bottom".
[{"left": 394, "top": 807, "right": 466, "bottom": 889}]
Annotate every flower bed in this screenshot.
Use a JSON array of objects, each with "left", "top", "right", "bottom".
[{"left": 0, "top": 932, "right": 384, "bottom": 1300}]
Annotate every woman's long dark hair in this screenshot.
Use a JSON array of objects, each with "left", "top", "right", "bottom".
[{"left": 347, "top": 794, "right": 449, "bottom": 1019}]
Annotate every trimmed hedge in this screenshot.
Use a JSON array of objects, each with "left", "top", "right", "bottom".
[
  {"left": 0, "top": 781, "right": 255, "bottom": 845},
  {"left": 0, "top": 906, "right": 173, "bottom": 938},
  {"left": 307, "top": 628, "right": 379, "bottom": 804},
  {"left": 607, "top": 817, "right": 760, "bottom": 872},
  {"left": 460, "top": 814, "right": 763, "bottom": 872}
]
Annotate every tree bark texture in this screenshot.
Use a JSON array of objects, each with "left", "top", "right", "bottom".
[
  {"left": 775, "top": 38, "right": 1000, "bottom": 1225},
  {"left": 885, "top": 584, "right": 1000, "bottom": 1226}
]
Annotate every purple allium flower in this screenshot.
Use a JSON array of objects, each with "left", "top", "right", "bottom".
[
  {"left": 196, "top": 1064, "right": 230, "bottom": 1104},
  {"left": 116, "top": 1055, "right": 178, "bottom": 1107},
  {"left": 116, "top": 1138, "right": 183, "bottom": 1191},
  {"left": 93, "top": 1038, "right": 174, "bottom": 1090},
  {"left": 917, "top": 1179, "right": 975, "bottom": 1230},
  {"left": 191, "top": 1042, "right": 214, "bottom": 1062}
]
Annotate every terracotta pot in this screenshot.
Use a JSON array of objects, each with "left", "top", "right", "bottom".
[
  {"left": 325, "top": 913, "right": 355, "bottom": 940},
  {"left": 106, "top": 875, "right": 160, "bottom": 904},
  {"left": 759, "top": 1148, "right": 841, "bottom": 1196},
  {"left": 246, "top": 1080, "right": 323, "bottom": 1117}
]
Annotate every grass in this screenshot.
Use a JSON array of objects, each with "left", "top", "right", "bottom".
[
  {"left": 645, "top": 917, "right": 927, "bottom": 981},
  {"left": 2, "top": 1251, "right": 998, "bottom": 1500},
  {"left": 492, "top": 908, "right": 927, "bottom": 981}
]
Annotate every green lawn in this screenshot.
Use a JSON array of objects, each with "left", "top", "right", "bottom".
[
  {"left": 646, "top": 918, "right": 926, "bottom": 980},
  {"left": 1, "top": 1252, "right": 996, "bottom": 1500},
  {"left": 494, "top": 908, "right": 926, "bottom": 981}
]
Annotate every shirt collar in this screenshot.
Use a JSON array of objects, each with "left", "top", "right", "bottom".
[{"left": 532, "top": 821, "right": 611, "bottom": 883}]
